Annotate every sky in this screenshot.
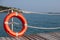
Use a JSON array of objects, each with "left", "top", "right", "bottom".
[{"left": 0, "top": 0, "right": 60, "bottom": 12}]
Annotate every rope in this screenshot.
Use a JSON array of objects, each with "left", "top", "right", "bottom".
[
  {"left": 8, "top": 22, "right": 60, "bottom": 30},
  {"left": 0, "top": 9, "right": 60, "bottom": 15},
  {"left": 28, "top": 26, "right": 60, "bottom": 30},
  {"left": 0, "top": 9, "right": 60, "bottom": 30}
]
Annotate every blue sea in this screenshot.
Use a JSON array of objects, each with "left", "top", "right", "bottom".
[{"left": 0, "top": 12, "right": 60, "bottom": 37}]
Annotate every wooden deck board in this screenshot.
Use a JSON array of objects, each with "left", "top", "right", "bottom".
[{"left": 0, "top": 32, "right": 60, "bottom": 40}]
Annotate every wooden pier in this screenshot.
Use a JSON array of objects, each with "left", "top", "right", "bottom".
[{"left": 0, "top": 32, "right": 60, "bottom": 40}]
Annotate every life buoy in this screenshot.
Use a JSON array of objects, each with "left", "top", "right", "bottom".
[{"left": 4, "top": 12, "right": 28, "bottom": 37}]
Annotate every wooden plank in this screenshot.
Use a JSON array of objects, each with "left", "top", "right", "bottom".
[
  {"left": 1, "top": 37, "right": 6, "bottom": 40},
  {"left": 0, "top": 32, "right": 60, "bottom": 40}
]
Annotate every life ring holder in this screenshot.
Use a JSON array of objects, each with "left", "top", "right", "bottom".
[{"left": 4, "top": 12, "right": 28, "bottom": 37}]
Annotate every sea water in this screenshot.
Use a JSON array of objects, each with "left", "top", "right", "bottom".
[{"left": 0, "top": 12, "right": 60, "bottom": 37}]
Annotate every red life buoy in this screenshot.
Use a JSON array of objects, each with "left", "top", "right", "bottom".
[{"left": 4, "top": 12, "right": 28, "bottom": 37}]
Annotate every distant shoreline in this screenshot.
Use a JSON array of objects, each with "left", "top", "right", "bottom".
[{"left": 0, "top": 6, "right": 21, "bottom": 13}]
